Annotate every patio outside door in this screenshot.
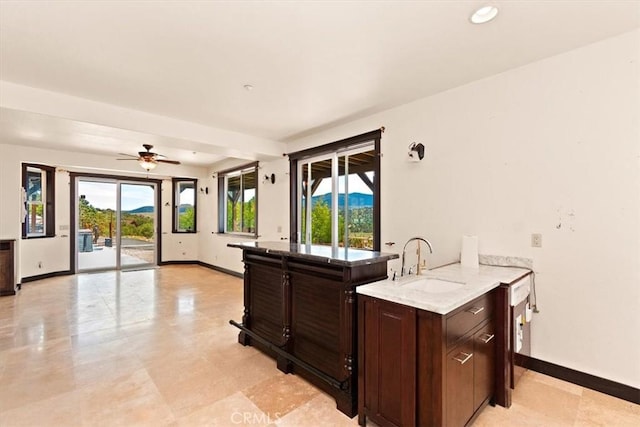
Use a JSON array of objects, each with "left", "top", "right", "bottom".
[
  {"left": 119, "top": 183, "right": 156, "bottom": 269},
  {"left": 76, "top": 178, "right": 157, "bottom": 272}
]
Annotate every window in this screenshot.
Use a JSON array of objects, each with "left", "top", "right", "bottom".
[
  {"left": 289, "top": 129, "right": 382, "bottom": 251},
  {"left": 22, "top": 163, "right": 56, "bottom": 238},
  {"left": 172, "top": 178, "right": 197, "bottom": 232},
  {"left": 217, "top": 162, "right": 258, "bottom": 236}
]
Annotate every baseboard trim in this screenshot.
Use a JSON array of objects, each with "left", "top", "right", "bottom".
[
  {"left": 197, "top": 261, "right": 244, "bottom": 278},
  {"left": 159, "top": 260, "right": 243, "bottom": 278},
  {"left": 518, "top": 355, "right": 640, "bottom": 405},
  {"left": 21, "top": 270, "right": 73, "bottom": 283},
  {"left": 159, "top": 260, "right": 198, "bottom": 265}
]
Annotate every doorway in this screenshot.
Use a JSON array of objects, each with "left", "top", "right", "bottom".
[{"left": 74, "top": 177, "right": 159, "bottom": 272}]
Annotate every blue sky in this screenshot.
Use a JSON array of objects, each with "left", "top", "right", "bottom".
[{"left": 77, "top": 181, "right": 191, "bottom": 211}]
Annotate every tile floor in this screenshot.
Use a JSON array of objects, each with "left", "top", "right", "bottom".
[{"left": 0, "top": 265, "right": 638, "bottom": 426}]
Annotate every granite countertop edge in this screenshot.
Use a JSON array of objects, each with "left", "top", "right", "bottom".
[{"left": 228, "top": 241, "right": 399, "bottom": 267}]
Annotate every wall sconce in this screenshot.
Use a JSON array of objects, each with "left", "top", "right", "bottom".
[
  {"left": 408, "top": 142, "right": 425, "bottom": 162},
  {"left": 263, "top": 173, "right": 276, "bottom": 184}
]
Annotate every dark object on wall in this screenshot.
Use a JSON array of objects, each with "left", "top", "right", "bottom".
[
  {"left": 408, "top": 142, "right": 425, "bottom": 161},
  {"left": 0, "top": 240, "right": 17, "bottom": 296}
]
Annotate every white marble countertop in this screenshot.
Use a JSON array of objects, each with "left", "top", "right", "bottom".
[{"left": 356, "top": 263, "right": 531, "bottom": 315}]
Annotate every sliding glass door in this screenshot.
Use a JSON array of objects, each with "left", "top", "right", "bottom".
[
  {"left": 119, "top": 182, "right": 156, "bottom": 269},
  {"left": 76, "top": 178, "right": 157, "bottom": 272},
  {"left": 298, "top": 144, "right": 376, "bottom": 249}
]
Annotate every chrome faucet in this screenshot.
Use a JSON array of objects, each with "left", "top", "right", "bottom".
[{"left": 401, "top": 237, "right": 433, "bottom": 277}]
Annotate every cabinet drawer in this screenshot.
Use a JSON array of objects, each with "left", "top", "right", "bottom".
[{"left": 446, "top": 292, "right": 494, "bottom": 348}]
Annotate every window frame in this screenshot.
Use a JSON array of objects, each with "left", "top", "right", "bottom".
[
  {"left": 22, "top": 163, "right": 56, "bottom": 239},
  {"left": 172, "top": 177, "right": 197, "bottom": 233},
  {"left": 288, "top": 129, "right": 382, "bottom": 251},
  {"left": 217, "top": 161, "right": 259, "bottom": 238}
]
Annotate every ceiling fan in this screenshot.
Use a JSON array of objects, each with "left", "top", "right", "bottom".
[{"left": 118, "top": 144, "right": 181, "bottom": 171}]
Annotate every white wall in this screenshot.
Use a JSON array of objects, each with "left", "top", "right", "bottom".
[
  {"left": 279, "top": 30, "right": 639, "bottom": 388},
  {"left": 0, "top": 143, "right": 206, "bottom": 279},
  {"left": 198, "top": 157, "right": 290, "bottom": 273}
]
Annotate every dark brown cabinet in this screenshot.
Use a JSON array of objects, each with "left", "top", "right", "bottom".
[
  {"left": 359, "top": 298, "right": 416, "bottom": 427},
  {"left": 474, "top": 322, "right": 496, "bottom": 409},
  {"left": 229, "top": 243, "right": 396, "bottom": 417},
  {"left": 0, "top": 239, "right": 16, "bottom": 296},
  {"left": 359, "top": 289, "right": 497, "bottom": 427},
  {"left": 446, "top": 336, "right": 475, "bottom": 427},
  {"left": 445, "top": 320, "right": 496, "bottom": 427}
]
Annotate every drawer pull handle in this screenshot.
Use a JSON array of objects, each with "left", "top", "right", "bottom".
[
  {"left": 453, "top": 352, "right": 473, "bottom": 365},
  {"left": 467, "top": 306, "right": 484, "bottom": 315},
  {"left": 480, "top": 333, "right": 495, "bottom": 344}
]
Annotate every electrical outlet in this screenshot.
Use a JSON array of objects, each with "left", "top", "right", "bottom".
[{"left": 531, "top": 233, "right": 542, "bottom": 248}]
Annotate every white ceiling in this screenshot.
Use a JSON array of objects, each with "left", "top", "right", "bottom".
[{"left": 1, "top": 0, "right": 638, "bottom": 167}]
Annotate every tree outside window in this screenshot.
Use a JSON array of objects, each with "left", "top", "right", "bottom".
[
  {"left": 172, "top": 178, "right": 197, "bottom": 233},
  {"left": 217, "top": 163, "right": 258, "bottom": 237}
]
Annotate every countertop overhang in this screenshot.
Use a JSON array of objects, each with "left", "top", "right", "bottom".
[
  {"left": 227, "top": 241, "right": 398, "bottom": 267},
  {"left": 356, "top": 263, "right": 532, "bottom": 314}
]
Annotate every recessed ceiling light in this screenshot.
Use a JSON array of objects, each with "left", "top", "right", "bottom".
[
  {"left": 470, "top": 5, "right": 499, "bottom": 24},
  {"left": 243, "top": 84, "right": 254, "bottom": 91}
]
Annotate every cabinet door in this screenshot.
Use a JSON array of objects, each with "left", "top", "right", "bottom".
[
  {"left": 446, "top": 339, "right": 474, "bottom": 427},
  {"left": 290, "top": 270, "right": 343, "bottom": 380},
  {"left": 0, "top": 241, "right": 15, "bottom": 296},
  {"left": 248, "top": 262, "right": 286, "bottom": 345},
  {"left": 474, "top": 321, "right": 496, "bottom": 411},
  {"left": 363, "top": 297, "right": 416, "bottom": 427}
]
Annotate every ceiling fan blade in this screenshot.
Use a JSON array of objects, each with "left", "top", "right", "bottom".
[
  {"left": 118, "top": 153, "right": 138, "bottom": 158},
  {"left": 157, "top": 159, "right": 181, "bottom": 165}
]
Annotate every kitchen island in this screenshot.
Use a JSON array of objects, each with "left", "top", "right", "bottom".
[
  {"left": 357, "top": 263, "right": 532, "bottom": 426},
  {"left": 228, "top": 241, "right": 398, "bottom": 417}
]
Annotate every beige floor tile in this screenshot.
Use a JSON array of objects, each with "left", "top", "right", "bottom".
[
  {"left": 0, "top": 389, "right": 84, "bottom": 427},
  {"left": 175, "top": 391, "right": 274, "bottom": 427},
  {"left": 79, "top": 368, "right": 175, "bottom": 427},
  {"left": 145, "top": 353, "right": 231, "bottom": 418},
  {"left": 275, "top": 392, "right": 358, "bottom": 427},
  {"left": 2, "top": 336, "right": 72, "bottom": 371},
  {"left": 524, "top": 369, "right": 584, "bottom": 396},
  {"left": 74, "top": 353, "right": 143, "bottom": 387},
  {"left": 575, "top": 388, "right": 640, "bottom": 426},
  {"left": 511, "top": 371, "right": 582, "bottom": 425},
  {"left": 244, "top": 372, "right": 320, "bottom": 418},
  {"left": 473, "top": 401, "right": 573, "bottom": 427},
  {"left": 0, "top": 360, "right": 77, "bottom": 412}
]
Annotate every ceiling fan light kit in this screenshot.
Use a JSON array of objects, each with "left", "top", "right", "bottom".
[
  {"left": 138, "top": 158, "right": 158, "bottom": 171},
  {"left": 117, "top": 144, "right": 181, "bottom": 171}
]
